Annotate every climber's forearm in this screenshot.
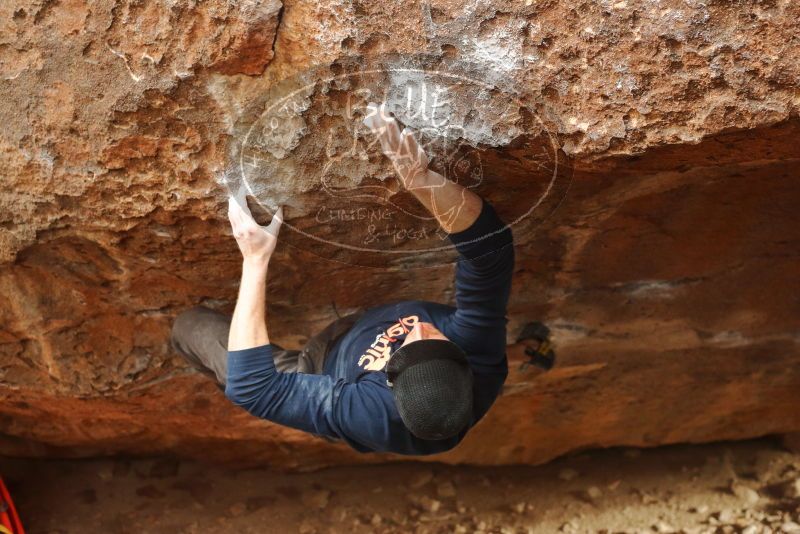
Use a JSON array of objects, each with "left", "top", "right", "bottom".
[
  {"left": 407, "top": 169, "right": 483, "bottom": 234},
  {"left": 228, "top": 259, "right": 270, "bottom": 351}
]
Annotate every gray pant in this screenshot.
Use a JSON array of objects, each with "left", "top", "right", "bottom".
[{"left": 170, "top": 306, "right": 363, "bottom": 390}]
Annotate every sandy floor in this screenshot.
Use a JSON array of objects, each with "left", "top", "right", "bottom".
[{"left": 1, "top": 438, "right": 799, "bottom": 534}]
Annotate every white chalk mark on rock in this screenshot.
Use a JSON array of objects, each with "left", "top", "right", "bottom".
[{"left": 106, "top": 42, "right": 141, "bottom": 82}]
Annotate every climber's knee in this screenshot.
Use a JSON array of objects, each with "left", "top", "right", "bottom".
[{"left": 170, "top": 306, "right": 231, "bottom": 385}]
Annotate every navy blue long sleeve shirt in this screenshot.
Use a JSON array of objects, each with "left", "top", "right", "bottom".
[{"left": 225, "top": 198, "right": 514, "bottom": 455}]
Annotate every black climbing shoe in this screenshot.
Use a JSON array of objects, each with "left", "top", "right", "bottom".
[{"left": 516, "top": 321, "right": 556, "bottom": 371}]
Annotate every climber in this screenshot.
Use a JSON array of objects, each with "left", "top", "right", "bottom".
[{"left": 170, "top": 103, "right": 515, "bottom": 454}]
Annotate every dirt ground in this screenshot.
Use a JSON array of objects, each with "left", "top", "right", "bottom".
[{"left": 1, "top": 438, "right": 799, "bottom": 534}]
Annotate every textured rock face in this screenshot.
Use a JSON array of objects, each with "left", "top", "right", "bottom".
[{"left": 0, "top": 0, "right": 798, "bottom": 469}]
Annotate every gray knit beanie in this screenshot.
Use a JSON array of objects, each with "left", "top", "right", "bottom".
[{"left": 386, "top": 339, "right": 474, "bottom": 440}]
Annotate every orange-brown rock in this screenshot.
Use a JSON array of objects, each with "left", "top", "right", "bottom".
[{"left": 0, "top": 0, "right": 798, "bottom": 469}]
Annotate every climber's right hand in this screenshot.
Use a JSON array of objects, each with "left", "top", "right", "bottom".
[{"left": 363, "top": 102, "right": 437, "bottom": 191}]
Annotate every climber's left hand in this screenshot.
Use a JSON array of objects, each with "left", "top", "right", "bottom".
[{"left": 227, "top": 191, "right": 284, "bottom": 266}]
